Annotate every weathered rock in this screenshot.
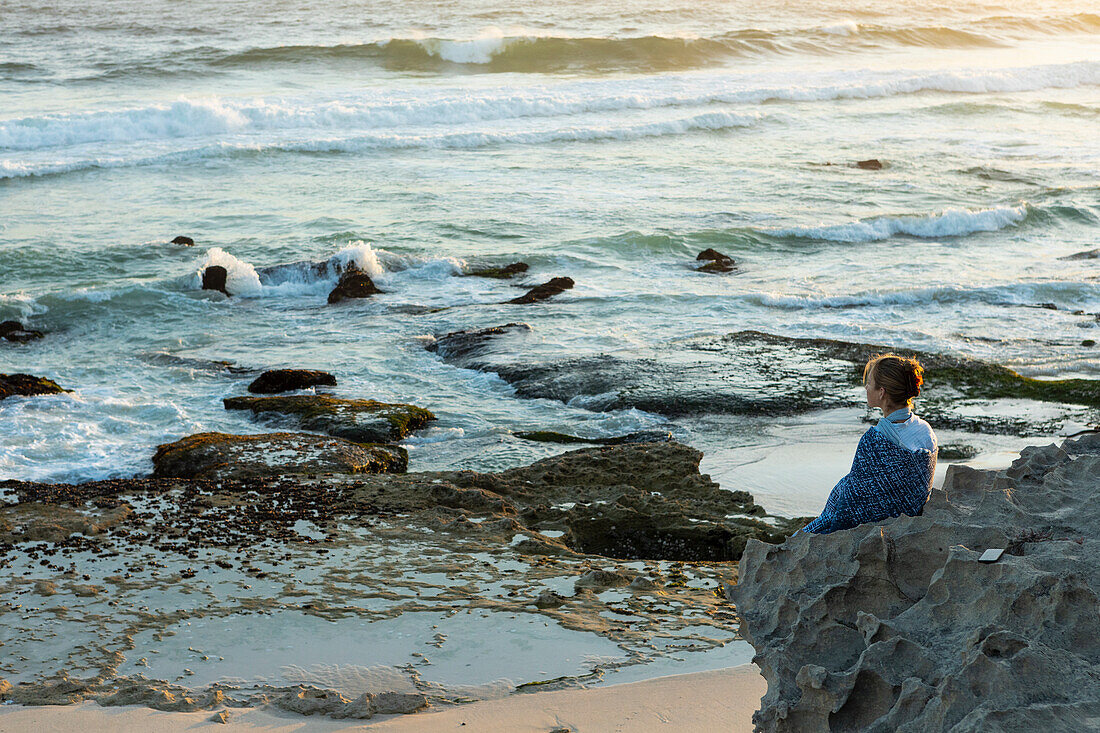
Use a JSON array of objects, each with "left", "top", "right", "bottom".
[
  {"left": 507, "top": 277, "right": 574, "bottom": 304},
  {"left": 201, "top": 265, "right": 230, "bottom": 296},
  {"left": 151, "top": 432, "right": 408, "bottom": 480},
  {"left": 426, "top": 326, "right": 1100, "bottom": 434},
  {"left": 695, "top": 248, "right": 737, "bottom": 273},
  {"left": 0, "top": 373, "right": 68, "bottom": 401},
  {"left": 938, "top": 443, "right": 978, "bottom": 460},
  {"left": 534, "top": 589, "right": 567, "bottom": 608},
  {"left": 210, "top": 710, "right": 231, "bottom": 724},
  {"left": 371, "top": 691, "right": 427, "bottom": 714},
  {"left": 247, "top": 369, "right": 336, "bottom": 394},
  {"left": 730, "top": 434, "right": 1100, "bottom": 732},
  {"left": 855, "top": 158, "right": 884, "bottom": 170},
  {"left": 276, "top": 686, "right": 351, "bottom": 715},
  {"left": 327, "top": 270, "right": 382, "bottom": 304},
  {"left": 224, "top": 395, "right": 434, "bottom": 443},
  {"left": 0, "top": 320, "right": 44, "bottom": 343},
  {"left": 574, "top": 569, "right": 633, "bottom": 589},
  {"left": 426, "top": 323, "right": 531, "bottom": 361},
  {"left": 170, "top": 235, "right": 195, "bottom": 246},
  {"left": 466, "top": 262, "right": 529, "bottom": 279}
]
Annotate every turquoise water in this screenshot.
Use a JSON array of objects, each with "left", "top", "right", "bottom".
[{"left": 2, "top": 0, "right": 1099, "bottom": 499}]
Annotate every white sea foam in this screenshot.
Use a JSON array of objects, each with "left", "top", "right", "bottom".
[
  {"left": 822, "top": 21, "right": 860, "bottom": 36},
  {"left": 764, "top": 204, "right": 1029, "bottom": 242},
  {"left": 2, "top": 60, "right": 1098, "bottom": 157},
  {"left": 193, "top": 247, "right": 263, "bottom": 297},
  {"left": 410, "top": 26, "right": 527, "bottom": 64}
]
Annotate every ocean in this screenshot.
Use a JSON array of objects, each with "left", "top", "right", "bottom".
[{"left": 3, "top": 0, "right": 1099, "bottom": 499}]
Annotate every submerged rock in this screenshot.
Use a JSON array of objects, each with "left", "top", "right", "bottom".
[
  {"left": 695, "top": 248, "right": 737, "bottom": 273},
  {"left": 247, "top": 369, "right": 337, "bottom": 394},
  {"left": 328, "top": 269, "right": 382, "bottom": 304},
  {"left": 0, "top": 373, "right": 68, "bottom": 401},
  {"left": 507, "top": 277, "right": 574, "bottom": 304},
  {"left": 855, "top": 158, "right": 884, "bottom": 170},
  {"left": 0, "top": 320, "right": 44, "bottom": 343},
  {"left": 170, "top": 235, "right": 195, "bottom": 246},
  {"left": 224, "top": 395, "right": 434, "bottom": 443},
  {"left": 466, "top": 262, "right": 529, "bottom": 279},
  {"left": 201, "top": 266, "right": 230, "bottom": 296},
  {"left": 151, "top": 432, "right": 407, "bottom": 479},
  {"left": 730, "top": 434, "right": 1100, "bottom": 732},
  {"left": 426, "top": 326, "right": 1100, "bottom": 434},
  {"left": 1058, "top": 248, "right": 1100, "bottom": 261},
  {"left": 515, "top": 430, "right": 672, "bottom": 445}
]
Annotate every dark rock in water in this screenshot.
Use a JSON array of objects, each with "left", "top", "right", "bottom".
[
  {"left": 427, "top": 326, "right": 1100, "bottom": 434},
  {"left": 426, "top": 323, "right": 531, "bottom": 361},
  {"left": 224, "top": 395, "right": 434, "bottom": 443},
  {"left": 1083, "top": 339, "right": 1096, "bottom": 347},
  {"left": 466, "top": 262, "right": 529, "bottom": 279},
  {"left": 0, "top": 320, "right": 44, "bottom": 343},
  {"left": 151, "top": 432, "right": 407, "bottom": 480},
  {"left": 507, "top": 277, "right": 574, "bottom": 304},
  {"left": 0, "top": 373, "right": 68, "bottom": 401},
  {"left": 327, "top": 269, "right": 382, "bottom": 304},
  {"left": 515, "top": 430, "right": 672, "bottom": 445},
  {"left": 201, "top": 266, "right": 230, "bottom": 296},
  {"left": 170, "top": 235, "right": 195, "bottom": 246},
  {"left": 730, "top": 436, "right": 1100, "bottom": 732},
  {"left": 855, "top": 158, "right": 884, "bottom": 170},
  {"left": 938, "top": 443, "right": 978, "bottom": 460},
  {"left": 1059, "top": 248, "right": 1100, "bottom": 261},
  {"left": 247, "top": 369, "right": 336, "bottom": 394},
  {"left": 695, "top": 248, "right": 737, "bottom": 273}
]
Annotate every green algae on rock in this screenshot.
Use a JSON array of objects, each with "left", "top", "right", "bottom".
[
  {"left": 224, "top": 395, "right": 435, "bottom": 443},
  {"left": 0, "top": 373, "right": 68, "bottom": 401},
  {"left": 427, "top": 327, "right": 1100, "bottom": 435},
  {"left": 151, "top": 432, "right": 408, "bottom": 480}
]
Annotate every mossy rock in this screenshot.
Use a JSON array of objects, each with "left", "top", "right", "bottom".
[
  {"left": 152, "top": 432, "right": 407, "bottom": 480},
  {"left": 0, "top": 374, "right": 68, "bottom": 401},
  {"left": 224, "top": 395, "right": 434, "bottom": 443}
]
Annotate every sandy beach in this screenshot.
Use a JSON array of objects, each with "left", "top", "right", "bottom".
[{"left": 0, "top": 666, "right": 765, "bottom": 732}]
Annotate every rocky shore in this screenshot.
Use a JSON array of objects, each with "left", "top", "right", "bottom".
[
  {"left": 0, "top": 439, "right": 800, "bottom": 717},
  {"left": 731, "top": 434, "right": 1100, "bottom": 732}
]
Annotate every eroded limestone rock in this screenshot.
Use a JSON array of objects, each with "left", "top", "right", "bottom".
[{"left": 730, "top": 434, "right": 1100, "bottom": 732}]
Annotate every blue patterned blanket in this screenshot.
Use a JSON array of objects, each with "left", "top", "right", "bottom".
[{"left": 802, "top": 428, "right": 936, "bottom": 534}]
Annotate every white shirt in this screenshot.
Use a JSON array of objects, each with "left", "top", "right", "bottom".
[{"left": 876, "top": 408, "right": 937, "bottom": 452}]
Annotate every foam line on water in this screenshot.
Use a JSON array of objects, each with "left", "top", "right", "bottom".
[
  {"left": 2, "top": 59, "right": 1098, "bottom": 155},
  {"left": 760, "top": 204, "right": 1029, "bottom": 242}
]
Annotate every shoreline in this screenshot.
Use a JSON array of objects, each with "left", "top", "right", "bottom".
[{"left": 0, "top": 665, "right": 766, "bottom": 733}]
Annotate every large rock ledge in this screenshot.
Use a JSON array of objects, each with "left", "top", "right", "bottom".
[{"left": 729, "top": 434, "right": 1100, "bottom": 732}]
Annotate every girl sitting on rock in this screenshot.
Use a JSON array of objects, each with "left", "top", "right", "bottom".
[{"left": 802, "top": 354, "right": 937, "bottom": 534}]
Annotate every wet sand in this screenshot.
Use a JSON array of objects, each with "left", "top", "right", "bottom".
[{"left": 0, "top": 665, "right": 765, "bottom": 732}]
